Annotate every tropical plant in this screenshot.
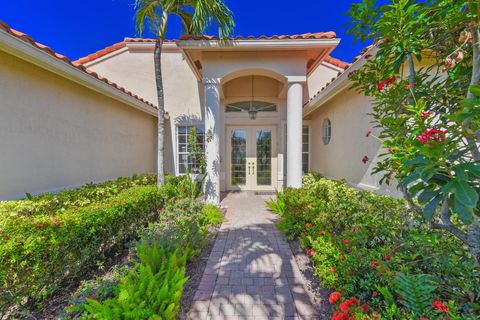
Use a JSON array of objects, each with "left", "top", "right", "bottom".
[
  {"left": 347, "top": 0, "right": 480, "bottom": 263},
  {"left": 83, "top": 244, "right": 188, "bottom": 320},
  {"left": 134, "top": 0, "right": 235, "bottom": 187}
]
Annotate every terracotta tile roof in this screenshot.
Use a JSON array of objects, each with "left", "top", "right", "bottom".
[
  {"left": 74, "top": 42, "right": 126, "bottom": 65},
  {"left": 179, "top": 32, "right": 337, "bottom": 41},
  {"left": 0, "top": 21, "right": 157, "bottom": 111},
  {"left": 323, "top": 55, "right": 350, "bottom": 70},
  {"left": 306, "top": 44, "right": 376, "bottom": 106}
]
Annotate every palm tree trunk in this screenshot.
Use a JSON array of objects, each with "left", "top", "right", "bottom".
[{"left": 154, "top": 38, "right": 165, "bottom": 187}]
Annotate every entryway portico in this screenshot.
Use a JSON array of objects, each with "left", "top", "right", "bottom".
[{"left": 177, "top": 34, "right": 340, "bottom": 203}]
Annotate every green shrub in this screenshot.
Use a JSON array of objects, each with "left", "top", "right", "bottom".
[
  {"left": 199, "top": 204, "right": 224, "bottom": 228},
  {"left": 82, "top": 243, "right": 188, "bottom": 320},
  {"left": 0, "top": 174, "right": 156, "bottom": 217},
  {"left": 270, "top": 173, "right": 479, "bottom": 319},
  {"left": 0, "top": 184, "right": 164, "bottom": 311}
]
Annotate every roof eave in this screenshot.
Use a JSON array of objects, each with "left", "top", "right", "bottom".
[
  {"left": 0, "top": 29, "right": 158, "bottom": 117},
  {"left": 303, "top": 46, "right": 378, "bottom": 118},
  {"left": 176, "top": 38, "right": 341, "bottom": 50}
]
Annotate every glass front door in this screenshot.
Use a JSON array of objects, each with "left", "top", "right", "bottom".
[{"left": 227, "top": 126, "right": 276, "bottom": 190}]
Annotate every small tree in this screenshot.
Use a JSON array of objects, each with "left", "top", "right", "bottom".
[
  {"left": 348, "top": 0, "right": 480, "bottom": 262},
  {"left": 134, "top": 0, "right": 235, "bottom": 187}
]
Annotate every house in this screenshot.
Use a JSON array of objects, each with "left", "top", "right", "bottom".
[{"left": 0, "top": 21, "right": 399, "bottom": 202}]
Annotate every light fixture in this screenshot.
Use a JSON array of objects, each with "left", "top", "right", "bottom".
[{"left": 248, "top": 75, "right": 257, "bottom": 120}]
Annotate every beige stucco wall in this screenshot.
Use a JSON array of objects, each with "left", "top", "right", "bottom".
[
  {"left": 86, "top": 46, "right": 203, "bottom": 174},
  {"left": 308, "top": 87, "right": 401, "bottom": 197},
  {"left": 0, "top": 50, "right": 157, "bottom": 200},
  {"left": 306, "top": 63, "right": 341, "bottom": 100}
]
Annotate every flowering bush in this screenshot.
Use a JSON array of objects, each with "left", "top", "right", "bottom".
[{"left": 269, "top": 174, "right": 479, "bottom": 319}]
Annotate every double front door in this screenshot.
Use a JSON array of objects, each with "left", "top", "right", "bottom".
[{"left": 227, "top": 126, "right": 277, "bottom": 191}]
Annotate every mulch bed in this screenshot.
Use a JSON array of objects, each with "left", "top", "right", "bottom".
[
  {"left": 289, "top": 239, "right": 333, "bottom": 320},
  {"left": 177, "top": 227, "right": 219, "bottom": 320}
]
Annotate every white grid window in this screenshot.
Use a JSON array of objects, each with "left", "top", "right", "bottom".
[
  {"left": 177, "top": 126, "right": 205, "bottom": 174},
  {"left": 302, "top": 126, "right": 310, "bottom": 173},
  {"left": 284, "top": 124, "right": 310, "bottom": 175}
]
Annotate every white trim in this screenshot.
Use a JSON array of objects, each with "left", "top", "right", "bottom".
[
  {"left": 0, "top": 29, "right": 158, "bottom": 117},
  {"left": 177, "top": 38, "right": 341, "bottom": 51}
]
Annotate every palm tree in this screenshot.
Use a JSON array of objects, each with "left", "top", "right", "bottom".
[{"left": 134, "top": 0, "right": 235, "bottom": 187}]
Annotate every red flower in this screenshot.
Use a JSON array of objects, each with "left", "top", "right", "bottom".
[
  {"left": 421, "top": 111, "right": 433, "bottom": 119},
  {"left": 365, "top": 130, "right": 372, "bottom": 137},
  {"left": 332, "top": 312, "right": 352, "bottom": 320},
  {"left": 339, "top": 298, "right": 359, "bottom": 313},
  {"left": 359, "top": 303, "right": 371, "bottom": 314},
  {"left": 405, "top": 83, "right": 412, "bottom": 90},
  {"left": 377, "top": 82, "right": 385, "bottom": 91},
  {"left": 343, "top": 239, "right": 350, "bottom": 245},
  {"left": 52, "top": 221, "right": 62, "bottom": 227},
  {"left": 319, "top": 230, "right": 325, "bottom": 236},
  {"left": 307, "top": 249, "right": 315, "bottom": 256},
  {"left": 377, "top": 76, "right": 396, "bottom": 91},
  {"left": 305, "top": 223, "right": 311, "bottom": 228},
  {"left": 350, "top": 228, "right": 355, "bottom": 234},
  {"left": 371, "top": 261, "right": 380, "bottom": 268},
  {"left": 307, "top": 204, "right": 312, "bottom": 209},
  {"left": 362, "top": 155, "right": 369, "bottom": 164},
  {"left": 417, "top": 128, "right": 447, "bottom": 146},
  {"left": 330, "top": 266, "right": 336, "bottom": 273},
  {"left": 420, "top": 318, "right": 429, "bottom": 320},
  {"left": 300, "top": 232, "right": 305, "bottom": 237},
  {"left": 432, "top": 300, "right": 449, "bottom": 313},
  {"left": 373, "top": 290, "right": 379, "bottom": 297},
  {"left": 329, "top": 291, "right": 342, "bottom": 304},
  {"left": 384, "top": 254, "right": 392, "bottom": 261}
]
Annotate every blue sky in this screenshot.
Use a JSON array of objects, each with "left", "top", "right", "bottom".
[{"left": 1, "top": 0, "right": 374, "bottom": 62}]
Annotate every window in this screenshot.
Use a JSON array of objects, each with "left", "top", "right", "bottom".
[
  {"left": 177, "top": 126, "right": 205, "bottom": 174},
  {"left": 283, "top": 124, "right": 310, "bottom": 174},
  {"left": 302, "top": 126, "right": 310, "bottom": 173},
  {"left": 322, "top": 118, "right": 331, "bottom": 145}
]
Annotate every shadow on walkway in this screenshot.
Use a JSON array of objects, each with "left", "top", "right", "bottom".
[{"left": 187, "top": 192, "right": 318, "bottom": 320}]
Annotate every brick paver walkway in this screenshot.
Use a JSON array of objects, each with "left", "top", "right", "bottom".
[{"left": 188, "top": 192, "right": 317, "bottom": 320}]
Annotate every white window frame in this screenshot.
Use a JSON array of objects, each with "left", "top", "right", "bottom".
[
  {"left": 322, "top": 118, "right": 332, "bottom": 145},
  {"left": 176, "top": 124, "right": 205, "bottom": 175}
]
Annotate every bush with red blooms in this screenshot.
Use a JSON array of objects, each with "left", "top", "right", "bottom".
[
  {"left": 347, "top": 0, "right": 480, "bottom": 265},
  {"left": 268, "top": 174, "right": 479, "bottom": 319}
]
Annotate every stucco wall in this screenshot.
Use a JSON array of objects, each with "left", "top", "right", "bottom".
[
  {"left": 306, "top": 63, "right": 341, "bottom": 100},
  {"left": 0, "top": 50, "right": 157, "bottom": 200},
  {"left": 308, "top": 87, "right": 401, "bottom": 197},
  {"left": 86, "top": 46, "right": 203, "bottom": 174}
]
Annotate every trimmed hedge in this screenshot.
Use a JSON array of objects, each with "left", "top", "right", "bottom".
[{"left": 0, "top": 182, "right": 163, "bottom": 312}]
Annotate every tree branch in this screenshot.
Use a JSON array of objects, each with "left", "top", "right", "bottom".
[
  {"left": 431, "top": 200, "right": 469, "bottom": 245},
  {"left": 401, "top": 186, "right": 423, "bottom": 215}
]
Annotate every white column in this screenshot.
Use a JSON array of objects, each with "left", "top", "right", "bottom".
[
  {"left": 286, "top": 81, "right": 303, "bottom": 188},
  {"left": 204, "top": 78, "right": 221, "bottom": 204}
]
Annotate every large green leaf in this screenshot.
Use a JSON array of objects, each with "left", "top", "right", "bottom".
[
  {"left": 454, "top": 199, "right": 474, "bottom": 224},
  {"left": 453, "top": 180, "right": 479, "bottom": 208},
  {"left": 423, "top": 194, "right": 443, "bottom": 220},
  {"left": 469, "top": 84, "right": 480, "bottom": 97},
  {"left": 418, "top": 189, "right": 440, "bottom": 205}
]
